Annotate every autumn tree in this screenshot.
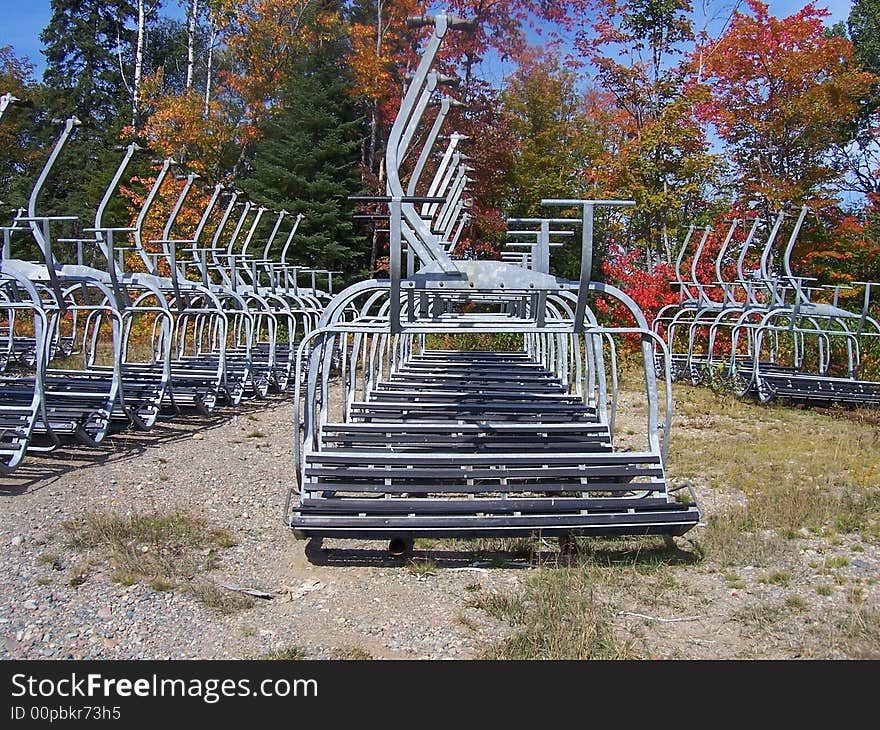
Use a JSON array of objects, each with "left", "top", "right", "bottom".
[
  {"left": 700, "top": 0, "right": 874, "bottom": 210},
  {"left": 500, "top": 55, "right": 593, "bottom": 215},
  {"left": 138, "top": 0, "right": 336, "bottom": 187},
  {"left": 138, "top": 71, "right": 247, "bottom": 182},
  {"left": 347, "top": 0, "right": 421, "bottom": 178},
  {"left": 574, "top": 0, "right": 722, "bottom": 269},
  {"left": 0, "top": 47, "right": 44, "bottom": 215}
]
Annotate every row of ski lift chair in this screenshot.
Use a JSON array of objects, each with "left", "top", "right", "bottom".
[
  {"left": 0, "top": 96, "right": 335, "bottom": 474},
  {"left": 653, "top": 206, "right": 880, "bottom": 406},
  {"left": 286, "top": 12, "right": 701, "bottom": 556}
]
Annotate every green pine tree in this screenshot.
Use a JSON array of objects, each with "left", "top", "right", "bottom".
[
  {"left": 41, "top": 0, "right": 138, "bottom": 123},
  {"left": 242, "top": 19, "right": 367, "bottom": 282},
  {"left": 33, "top": 0, "right": 142, "bottom": 233}
]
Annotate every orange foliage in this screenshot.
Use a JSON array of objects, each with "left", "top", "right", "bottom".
[
  {"left": 347, "top": 0, "right": 421, "bottom": 114},
  {"left": 700, "top": 0, "right": 877, "bottom": 207},
  {"left": 138, "top": 74, "right": 248, "bottom": 182},
  {"left": 223, "top": 0, "right": 341, "bottom": 120},
  {"left": 118, "top": 171, "right": 216, "bottom": 277}
]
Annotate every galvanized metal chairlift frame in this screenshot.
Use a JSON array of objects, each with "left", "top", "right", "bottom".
[
  {"left": 5, "top": 141, "right": 175, "bottom": 435},
  {"left": 160, "top": 178, "right": 335, "bottom": 393},
  {"left": 656, "top": 204, "right": 880, "bottom": 405},
  {"left": 657, "top": 212, "right": 796, "bottom": 383},
  {"left": 0, "top": 118, "right": 133, "bottom": 448},
  {"left": 0, "top": 99, "right": 334, "bottom": 471},
  {"left": 286, "top": 12, "right": 699, "bottom": 549},
  {"left": 129, "top": 171, "right": 239, "bottom": 415},
  {"left": 0, "top": 269, "right": 49, "bottom": 472},
  {"left": 180, "top": 189, "right": 329, "bottom": 390},
  {"left": 655, "top": 219, "right": 748, "bottom": 383}
]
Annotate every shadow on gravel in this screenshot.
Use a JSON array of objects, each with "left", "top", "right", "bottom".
[
  {"left": 0, "top": 397, "right": 290, "bottom": 495},
  {"left": 304, "top": 535, "right": 701, "bottom": 569},
  {"left": 305, "top": 542, "right": 554, "bottom": 568}
]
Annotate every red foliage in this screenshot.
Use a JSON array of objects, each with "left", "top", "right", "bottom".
[{"left": 599, "top": 244, "right": 677, "bottom": 328}]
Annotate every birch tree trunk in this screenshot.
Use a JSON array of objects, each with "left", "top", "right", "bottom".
[
  {"left": 132, "top": 0, "right": 146, "bottom": 129},
  {"left": 131, "top": 0, "right": 160, "bottom": 130},
  {"left": 186, "top": 0, "right": 200, "bottom": 90},
  {"left": 365, "top": 1, "right": 385, "bottom": 175},
  {"left": 204, "top": 20, "right": 217, "bottom": 114}
]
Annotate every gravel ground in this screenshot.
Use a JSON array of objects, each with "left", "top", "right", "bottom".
[
  {"left": 0, "top": 393, "right": 522, "bottom": 660},
  {"left": 3, "top": 380, "right": 878, "bottom": 660}
]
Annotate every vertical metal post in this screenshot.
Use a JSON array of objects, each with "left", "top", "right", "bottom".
[
  {"left": 389, "top": 197, "right": 402, "bottom": 334},
  {"left": 543, "top": 199, "right": 634, "bottom": 333}
]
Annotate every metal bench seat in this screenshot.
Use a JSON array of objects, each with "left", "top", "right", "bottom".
[
  {"left": 291, "top": 508, "right": 699, "bottom": 539},
  {"left": 758, "top": 371, "right": 880, "bottom": 406},
  {"left": 0, "top": 390, "right": 35, "bottom": 471},
  {"left": 319, "top": 428, "right": 612, "bottom": 454},
  {"left": 347, "top": 400, "right": 598, "bottom": 422},
  {"left": 387, "top": 369, "right": 563, "bottom": 386},
  {"left": 369, "top": 384, "right": 583, "bottom": 403},
  {"left": 0, "top": 336, "right": 40, "bottom": 370}
]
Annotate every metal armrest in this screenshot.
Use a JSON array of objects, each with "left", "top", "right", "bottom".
[{"left": 15, "top": 215, "right": 80, "bottom": 222}]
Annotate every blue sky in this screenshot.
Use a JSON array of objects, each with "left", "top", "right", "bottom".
[
  {"left": 0, "top": 0, "right": 184, "bottom": 72},
  {"left": 0, "top": 0, "right": 855, "bottom": 79}
]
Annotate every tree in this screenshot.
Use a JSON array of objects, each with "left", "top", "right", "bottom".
[
  {"left": 577, "top": 0, "right": 695, "bottom": 130},
  {"left": 347, "top": 0, "right": 421, "bottom": 177},
  {"left": 132, "top": 1, "right": 165, "bottom": 128},
  {"left": 41, "top": 0, "right": 138, "bottom": 123},
  {"left": 223, "top": 0, "right": 330, "bottom": 134},
  {"left": 37, "top": 0, "right": 151, "bottom": 228},
  {"left": 144, "top": 15, "right": 190, "bottom": 94},
  {"left": 500, "top": 54, "right": 593, "bottom": 215},
  {"left": 241, "top": 14, "right": 367, "bottom": 278},
  {"left": 700, "top": 0, "right": 875, "bottom": 210},
  {"left": 849, "top": 0, "right": 880, "bottom": 75},
  {"left": 574, "top": 0, "right": 722, "bottom": 269},
  {"left": 0, "top": 48, "right": 43, "bottom": 216},
  {"left": 138, "top": 0, "right": 323, "bottom": 181},
  {"left": 830, "top": 0, "right": 880, "bottom": 199}
]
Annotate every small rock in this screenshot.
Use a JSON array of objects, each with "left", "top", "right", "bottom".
[
  {"left": 192, "top": 433, "right": 204, "bottom": 441},
  {"left": 11, "top": 535, "right": 24, "bottom": 547},
  {"left": 97, "top": 607, "right": 112, "bottom": 620},
  {"left": 23, "top": 600, "right": 38, "bottom": 611}
]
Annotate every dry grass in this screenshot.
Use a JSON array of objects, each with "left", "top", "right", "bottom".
[
  {"left": 466, "top": 535, "right": 698, "bottom": 659},
  {"left": 263, "top": 646, "right": 307, "bottom": 660},
  {"left": 469, "top": 563, "right": 640, "bottom": 659},
  {"left": 668, "top": 384, "right": 880, "bottom": 559},
  {"left": 329, "top": 646, "right": 373, "bottom": 660},
  {"left": 823, "top": 606, "right": 880, "bottom": 658},
  {"left": 454, "top": 370, "right": 880, "bottom": 659},
  {"left": 63, "top": 512, "right": 237, "bottom": 592},
  {"left": 406, "top": 557, "right": 437, "bottom": 576},
  {"left": 672, "top": 384, "right": 880, "bottom": 486}
]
